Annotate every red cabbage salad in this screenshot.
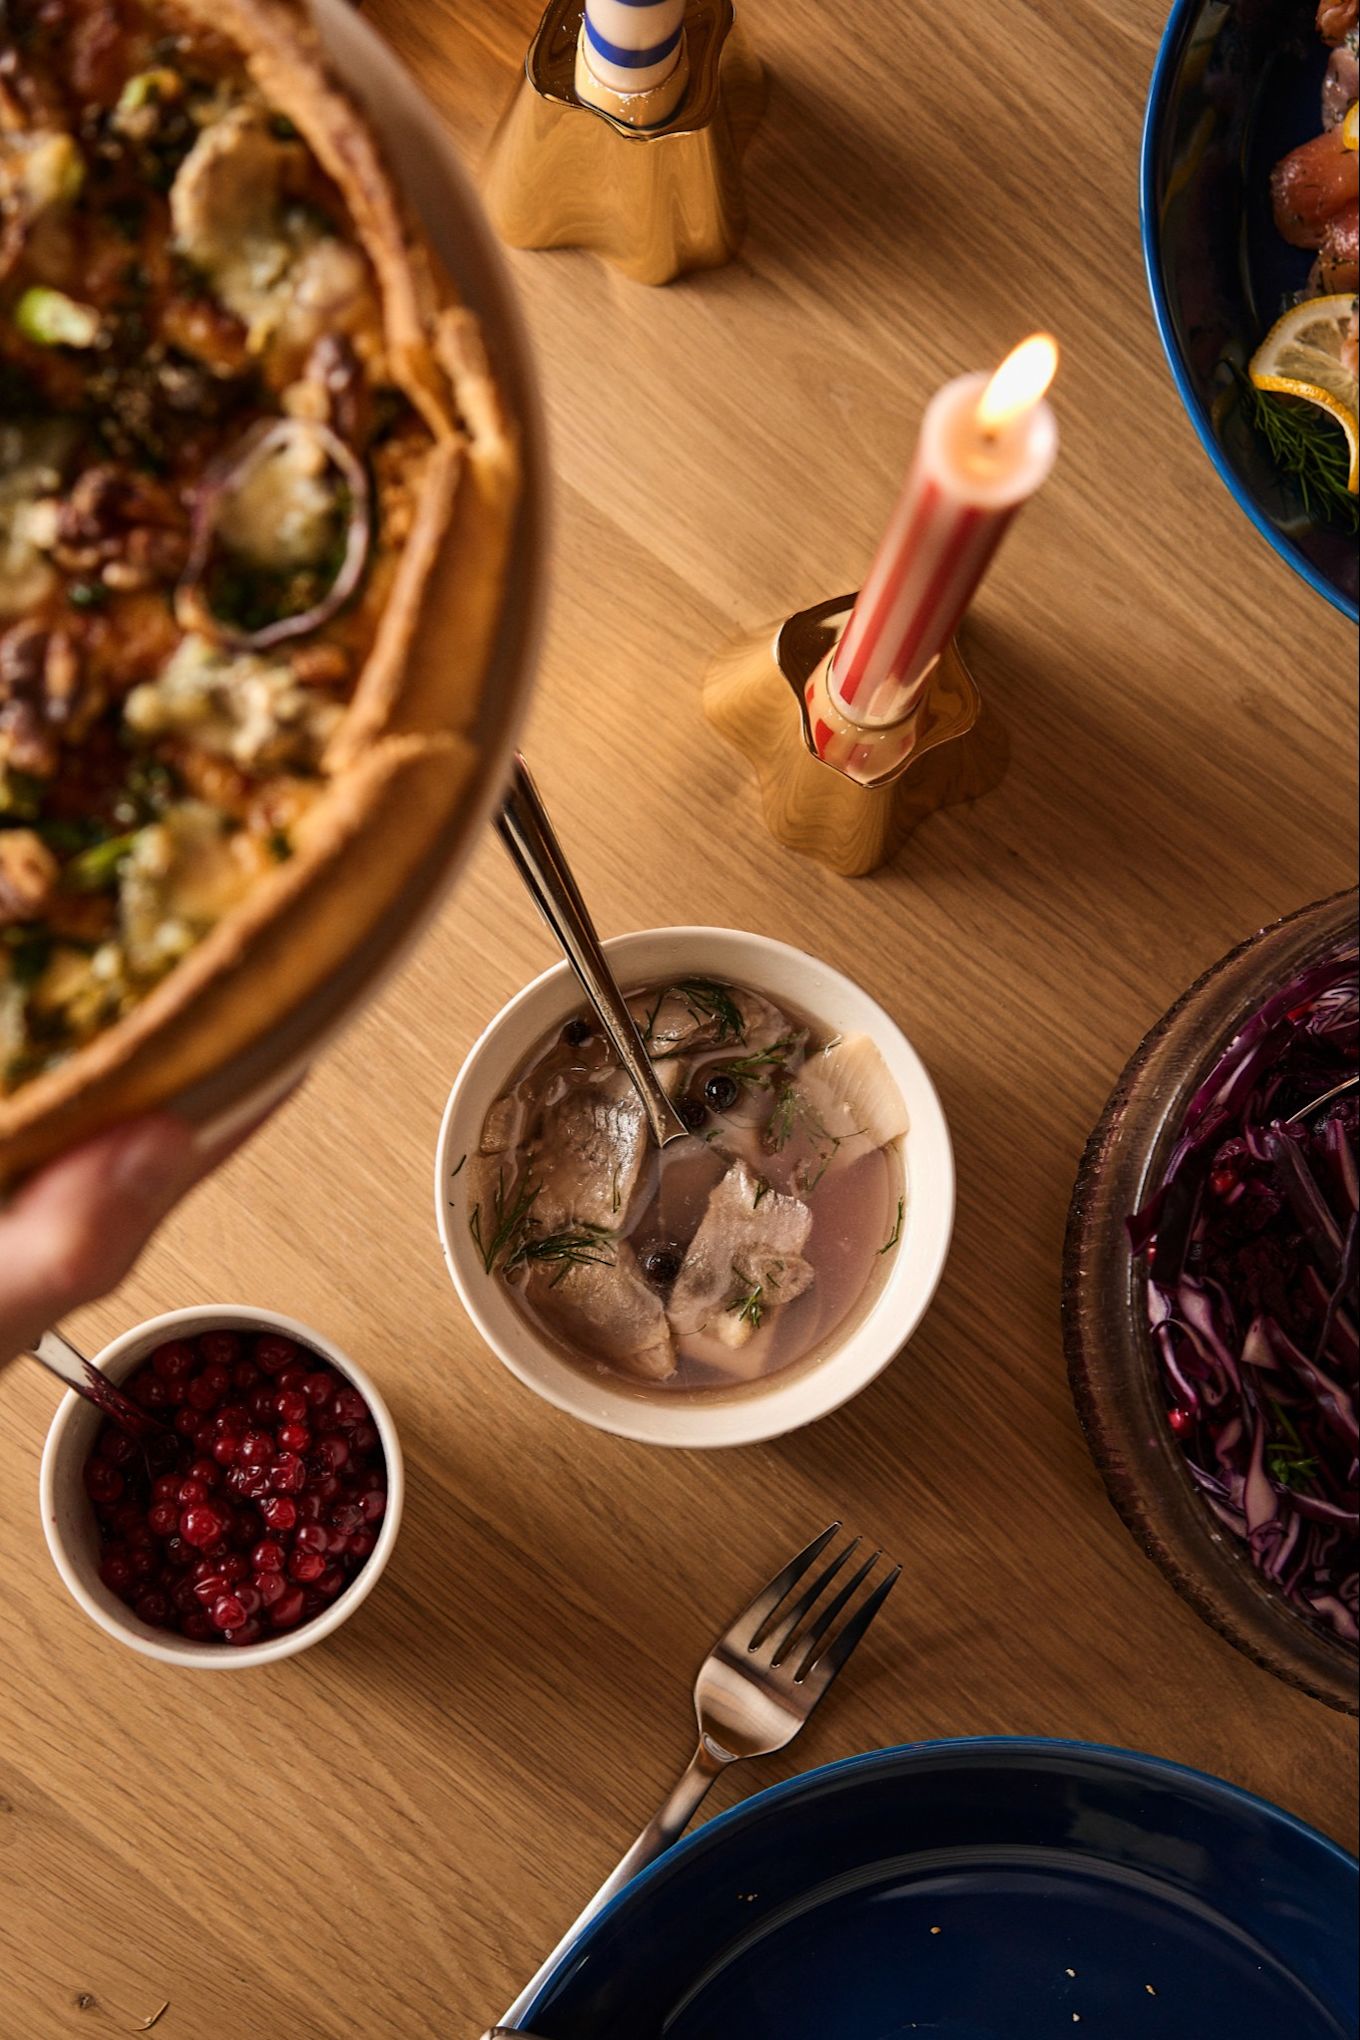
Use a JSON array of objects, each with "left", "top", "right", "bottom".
[{"left": 1128, "top": 946, "right": 1359, "bottom": 1645}]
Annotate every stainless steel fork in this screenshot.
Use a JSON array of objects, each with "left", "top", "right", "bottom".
[{"left": 483, "top": 1522, "right": 899, "bottom": 2036}]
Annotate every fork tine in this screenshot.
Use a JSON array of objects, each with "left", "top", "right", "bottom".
[
  {"left": 728, "top": 1522, "right": 841, "bottom": 1650},
  {"left": 763, "top": 1537, "right": 861, "bottom": 1663},
  {"left": 800, "top": 1562, "right": 900, "bottom": 1693},
  {"left": 784, "top": 1546, "right": 881, "bottom": 1673}
]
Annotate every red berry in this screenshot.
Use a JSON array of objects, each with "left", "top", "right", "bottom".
[
  {"left": 250, "top": 1387, "right": 278, "bottom": 1422},
  {"left": 276, "top": 1389, "right": 308, "bottom": 1426},
  {"left": 288, "top": 1549, "right": 325, "bottom": 1583},
  {"left": 348, "top": 1530, "right": 377, "bottom": 1560},
  {"left": 193, "top": 1572, "right": 230, "bottom": 1603},
  {"left": 254, "top": 1570, "right": 287, "bottom": 1608},
  {"left": 177, "top": 1476, "right": 209, "bottom": 1506},
  {"left": 358, "top": 1488, "right": 387, "bottom": 1524},
  {"left": 100, "top": 1553, "right": 134, "bottom": 1593},
  {"left": 210, "top": 1594, "right": 247, "bottom": 1632},
  {"left": 350, "top": 1422, "right": 378, "bottom": 1454},
  {"left": 232, "top": 1361, "right": 261, "bottom": 1392},
  {"left": 316, "top": 1567, "right": 346, "bottom": 1598},
  {"left": 211, "top": 1432, "right": 242, "bottom": 1466},
  {"left": 303, "top": 1370, "right": 335, "bottom": 1408},
  {"left": 135, "top": 1589, "right": 170, "bottom": 1625},
  {"left": 278, "top": 1422, "right": 311, "bottom": 1453},
  {"left": 187, "top": 1365, "right": 229, "bottom": 1412},
  {"left": 181, "top": 1612, "right": 215, "bottom": 1641},
  {"left": 251, "top": 1539, "right": 285, "bottom": 1572},
  {"left": 294, "top": 1522, "right": 328, "bottom": 1554},
  {"left": 237, "top": 1430, "right": 274, "bottom": 1465},
  {"left": 256, "top": 1336, "right": 299, "bottom": 1375},
  {"left": 270, "top": 1452, "right": 305, "bottom": 1493},
  {"left": 312, "top": 1434, "right": 349, "bottom": 1473},
  {"left": 187, "top": 1456, "right": 219, "bottom": 1486},
  {"left": 180, "top": 1505, "right": 226, "bottom": 1549},
  {"left": 219, "top": 1553, "right": 249, "bottom": 1583},
  {"left": 225, "top": 1617, "right": 263, "bottom": 1647},
  {"left": 260, "top": 1496, "right": 296, "bottom": 1531},
  {"left": 234, "top": 1584, "right": 262, "bottom": 1619},
  {"left": 132, "top": 1373, "right": 169, "bottom": 1410},
  {"left": 174, "top": 1406, "right": 205, "bottom": 1439},
  {"left": 148, "top": 1501, "right": 180, "bottom": 1538},
  {"left": 97, "top": 1423, "right": 137, "bottom": 1467},
  {"left": 152, "top": 1340, "right": 196, "bottom": 1382},
  {"left": 85, "top": 1460, "right": 124, "bottom": 1505},
  {"left": 333, "top": 1387, "right": 369, "bottom": 1427},
  {"left": 269, "top": 1585, "right": 306, "bottom": 1629},
  {"left": 199, "top": 1332, "right": 242, "bottom": 1369},
  {"left": 1168, "top": 1406, "right": 1195, "bottom": 1435}
]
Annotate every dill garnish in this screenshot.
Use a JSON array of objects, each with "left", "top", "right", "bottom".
[
  {"left": 1239, "top": 374, "right": 1359, "bottom": 534},
  {"left": 673, "top": 977, "right": 745, "bottom": 1045},
  {"left": 726, "top": 1267, "right": 766, "bottom": 1329},
  {"left": 505, "top": 1224, "right": 617, "bottom": 1287},
  {"left": 879, "top": 1197, "right": 904, "bottom": 1254},
  {"left": 1266, "top": 1399, "right": 1319, "bottom": 1492},
  {"left": 449, "top": 1154, "right": 467, "bottom": 1180},
  {"left": 469, "top": 1171, "right": 539, "bottom": 1273},
  {"left": 722, "top": 1035, "right": 798, "bottom": 1088},
  {"left": 752, "top": 1176, "right": 771, "bottom": 1209},
  {"left": 765, "top": 1081, "right": 864, "bottom": 1190}
]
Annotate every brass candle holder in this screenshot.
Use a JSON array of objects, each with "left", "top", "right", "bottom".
[
  {"left": 482, "top": 0, "right": 765, "bottom": 287},
  {"left": 703, "top": 596, "right": 1009, "bottom": 878}
]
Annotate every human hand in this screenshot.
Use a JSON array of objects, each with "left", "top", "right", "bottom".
[{"left": 0, "top": 1113, "right": 269, "bottom": 1371}]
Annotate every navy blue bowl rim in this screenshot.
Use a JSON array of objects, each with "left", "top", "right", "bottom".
[
  {"left": 1140, "top": 0, "right": 1360, "bottom": 625},
  {"left": 523, "top": 1733, "right": 1359, "bottom": 2022}
]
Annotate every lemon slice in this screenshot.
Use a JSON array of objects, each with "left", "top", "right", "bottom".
[
  {"left": 1249, "top": 294, "right": 1359, "bottom": 492},
  {"left": 1344, "top": 101, "right": 1358, "bottom": 150}
]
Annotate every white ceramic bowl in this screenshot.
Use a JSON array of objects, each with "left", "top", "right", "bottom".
[
  {"left": 435, "top": 928, "right": 954, "bottom": 1447},
  {"left": 40, "top": 1307, "right": 404, "bottom": 1669}
]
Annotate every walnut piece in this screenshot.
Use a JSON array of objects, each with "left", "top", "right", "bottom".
[
  {"left": 0, "top": 827, "right": 58, "bottom": 925},
  {"left": 0, "top": 620, "right": 97, "bottom": 777}
]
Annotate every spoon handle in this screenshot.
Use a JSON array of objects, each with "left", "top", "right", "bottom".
[
  {"left": 31, "top": 1328, "right": 159, "bottom": 1437},
  {"left": 498, "top": 756, "right": 690, "bottom": 1148}
]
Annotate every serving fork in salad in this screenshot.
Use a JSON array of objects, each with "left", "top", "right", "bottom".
[{"left": 481, "top": 1521, "right": 899, "bottom": 2036}]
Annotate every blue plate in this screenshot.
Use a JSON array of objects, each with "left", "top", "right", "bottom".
[
  {"left": 523, "top": 1739, "right": 1358, "bottom": 2038},
  {"left": 1142, "top": 0, "right": 1359, "bottom": 620}
]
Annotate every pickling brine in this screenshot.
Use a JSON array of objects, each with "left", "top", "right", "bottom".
[{"left": 464, "top": 976, "right": 908, "bottom": 1393}]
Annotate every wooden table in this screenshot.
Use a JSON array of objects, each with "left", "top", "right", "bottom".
[{"left": 1, "top": 0, "right": 1355, "bottom": 2031}]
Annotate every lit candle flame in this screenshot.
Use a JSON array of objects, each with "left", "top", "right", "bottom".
[{"left": 976, "top": 332, "right": 1059, "bottom": 435}]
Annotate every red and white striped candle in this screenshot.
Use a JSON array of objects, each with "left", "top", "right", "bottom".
[{"left": 826, "top": 335, "right": 1059, "bottom": 733}]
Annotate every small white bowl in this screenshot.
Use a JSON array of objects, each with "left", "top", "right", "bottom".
[
  {"left": 435, "top": 928, "right": 954, "bottom": 1447},
  {"left": 40, "top": 1306, "right": 404, "bottom": 1669}
]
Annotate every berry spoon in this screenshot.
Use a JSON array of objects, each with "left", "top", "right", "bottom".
[{"left": 27, "top": 1326, "right": 165, "bottom": 1439}]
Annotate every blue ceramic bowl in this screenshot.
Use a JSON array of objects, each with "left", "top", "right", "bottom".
[
  {"left": 1143, "top": 0, "right": 1358, "bottom": 620},
  {"left": 523, "top": 1738, "right": 1358, "bottom": 2037}
]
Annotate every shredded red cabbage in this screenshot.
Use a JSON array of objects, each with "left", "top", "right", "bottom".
[{"left": 1129, "top": 946, "right": 1359, "bottom": 1646}]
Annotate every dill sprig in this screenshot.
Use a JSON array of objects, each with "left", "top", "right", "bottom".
[
  {"left": 879, "top": 1197, "right": 904, "bottom": 1255},
  {"left": 726, "top": 1266, "right": 766, "bottom": 1329},
  {"left": 505, "top": 1224, "right": 617, "bottom": 1287},
  {"left": 469, "top": 1171, "right": 539, "bottom": 1273},
  {"left": 721, "top": 1035, "right": 799, "bottom": 1089},
  {"left": 764, "top": 1080, "right": 864, "bottom": 1190},
  {"left": 1239, "top": 374, "right": 1359, "bottom": 534},
  {"left": 673, "top": 977, "right": 745, "bottom": 1045},
  {"left": 1266, "top": 1398, "right": 1319, "bottom": 1493}
]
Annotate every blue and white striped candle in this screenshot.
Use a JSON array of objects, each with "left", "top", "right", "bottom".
[{"left": 580, "top": 0, "right": 686, "bottom": 99}]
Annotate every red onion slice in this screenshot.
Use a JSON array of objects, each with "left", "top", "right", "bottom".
[{"left": 176, "top": 418, "right": 372, "bottom": 652}]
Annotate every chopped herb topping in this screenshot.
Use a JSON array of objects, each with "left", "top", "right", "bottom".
[
  {"left": 63, "top": 830, "right": 142, "bottom": 893},
  {"left": 1240, "top": 373, "right": 1360, "bottom": 534},
  {"left": 469, "top": 1171, "right": 539, "bottom": 1274},
  {"left": 505, "top": 1224, "right": 617, "bottom": 1287},
  {"left": 879, "top": 1197, "right": 904, "bottom": 1254},
  {"left": 673, "top": 977, "right": 745, "bottom": 1046}
]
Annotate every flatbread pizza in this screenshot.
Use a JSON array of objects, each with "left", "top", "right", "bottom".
[{"left": 0, "top": 0, "right": 518, "bottom": 1181}]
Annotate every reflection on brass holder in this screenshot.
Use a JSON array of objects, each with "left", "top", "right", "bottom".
[
  {"left": 703, "top": 596, "right": 1009, "bottom": 878},
  {"left": 482, "top": 0, "right": 765, "bottom": 286}
]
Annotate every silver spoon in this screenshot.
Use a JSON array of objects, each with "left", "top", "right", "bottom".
[
  {"left": 497, "top": 756, "right": 690, "bottom": 1149},
  {"left": 29, "top": 1326, "right": 163, "bottom": 1439}
]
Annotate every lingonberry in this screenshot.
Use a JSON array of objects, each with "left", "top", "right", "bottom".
[{"left": 82, "top": 1329, "right": 385, "bottom": 1649}]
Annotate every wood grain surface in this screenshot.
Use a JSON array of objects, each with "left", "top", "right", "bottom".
[{"left": 1, "top": 0, "right": 1356, "bottom": 2032}]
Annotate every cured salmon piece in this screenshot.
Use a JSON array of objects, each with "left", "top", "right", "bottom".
[
  {"left": 1272, "top": 126, "right": 1360, "bottom": 248},
  {"left": 1316, "top": 199, "right": 1360, "bottom": 292},
  {"left": 1317, "top": 0, "right": 1357, "bottom": 46}
]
